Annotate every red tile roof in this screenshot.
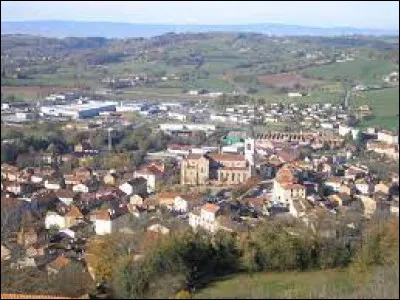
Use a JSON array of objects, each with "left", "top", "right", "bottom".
[
  {"left": 209, "top": 153, "right": 246, "bottom": 162},
  {"left": 275, "top": 164, "right": 297, "bottom": 184},
  {"left": 93, "top": 209, "right": 111, "bottom": 221},
  {"left": 65, "top": 205, "right": 83, "bottom": 218},
  {"left": 243, "top": 197, "right": 265, "bottom": 207},
  {"left": 48, "top": 255, "right": 71, "bottom": 270},
  {"left": 158, "top": 191, "right": 180, "bottom": 200},
  {"left": 202, "top": 203, "right": 220, "bottom": 213}
]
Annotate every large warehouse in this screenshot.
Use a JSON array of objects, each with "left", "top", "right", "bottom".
[{"left": 40, "top": 101, "right": 117, "bottom": 119}]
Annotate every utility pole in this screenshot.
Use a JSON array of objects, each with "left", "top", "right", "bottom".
[{"left": 107, "top": 127, "right": 113, "bottom": 151}]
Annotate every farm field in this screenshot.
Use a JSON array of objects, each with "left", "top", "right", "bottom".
[
  {"left": 254, "top": 89, "right": 344, "bottom": 105},
  {"left": 350, "top": 87, "right": 399, "bottom": 130},
  {"left": 1, "top": 85, "right": 78, "bottom": 100},
  {"left": 258, "top": 73, "right": 323, "bottom": 89},
  {"left": 302, "top": 59, "right": 397, "bottom": 85}
]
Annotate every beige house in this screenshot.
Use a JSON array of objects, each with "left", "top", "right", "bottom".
[
  {"left": 103, "top": 173, "right": 118, "bottom": 185},
  {"left": 375, "top": 182, "right": 391, "bottom": 195},
  {"left": 64, "top": 205, "right": 84, "bottom": 227},
  {"left": 130, "top": 194, "right": 144, "bottom": 206},
  {"left": 357, "top": 195, "right": 377, "bottom": 218}
]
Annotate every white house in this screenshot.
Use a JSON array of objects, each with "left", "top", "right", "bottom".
[
  {"left": 390, "top": 201, "right": 399, "bottom": 216},
  {"left": 72, "top": 183, "right": 93, "bottom": 193},
  {"left": 338, "top": 125, "right": 352, "bottom": 137},
  {"left": 45, "top": 212, "right": 66, "bottom": 229},
  {"left": 272, "top": 165, "right": 306, "bottom": 206},
  {"left": 324, "top": 177, "right": 342, "bottom": 192},
  {"left": 147, "top": 223, "right": 170, "bottom": 235},
  {"left": 119, "top": 178, "right": 147, "bottom": 196},
  {"left": 134, "top": 168, "right": 162, "bottom": 194},
  {"left": 168, "top": 112, "right": 187, "bottom": 121},
  {"left": 6, "top": 183, "right": 24, "bottom": 195},
  {"left": 55, "top": 189, "right": 75, "bottom": 205},
  {"left": 44, "top": 180, "right": 62, "bottom": 190},
  {"left": 189, "top": 203, "right": 220, "bottom": 233},
  {"left": 288, "top": 92, "right": 303, "bottom": 97},
  {"left": 210, "top": 114, "right": 229, "bottom": 123},
  {"left": 377, "top": 130, "right": 398, "bottom": 145},
  {"left": 174, "top": 196, "right": 189, "bottom": 213},
  {"left": 31, "top": 174, "right": 44, "bottom": 183},
  {"left": 92, "top": 209, "right": 130, "bottom": 235},
  {"left": 355, "top": 179, "right": 373, "bottom": 195},
  {"left": 320, "top": 122, "right": 335, "bottom": 130}
]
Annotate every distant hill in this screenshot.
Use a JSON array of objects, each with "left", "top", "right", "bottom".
[{"left": 1, "top": 20, "right": 399, "bottom": 38}]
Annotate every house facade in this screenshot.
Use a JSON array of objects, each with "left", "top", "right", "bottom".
[{"left": 272, "top": 164, "right": 306, "bottom": 207}]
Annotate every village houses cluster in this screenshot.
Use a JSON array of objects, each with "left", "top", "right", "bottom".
[{"left": 1, "top": 96, "right": 399, "bottom": 291}]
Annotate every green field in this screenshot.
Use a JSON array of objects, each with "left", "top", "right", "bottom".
[
  {"left": 302, "top": 59, "right": 397, "bottom": 85},
  {"left": 195, "top": 270, "right": 351, "bottom": 299},
  {"left": 254, "top": 89, "right": 344, "bottom": 105},
  {"left": 195, "top": 265, "right": 399, "bottom": 299},
  {"left": 350, "top": 87, "right": 399, "bottom": 130}
]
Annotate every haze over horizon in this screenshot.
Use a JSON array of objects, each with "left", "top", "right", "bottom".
[{"left": 1, "top": 1, "right": 399, "bottom": 30}]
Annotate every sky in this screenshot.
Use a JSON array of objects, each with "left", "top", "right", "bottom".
[{"left": 1, "top": 1, "right": 399, "bottom": 29}]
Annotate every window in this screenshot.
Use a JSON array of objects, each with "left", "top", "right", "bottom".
[
  {"left": 232, "top": 173, "right": 235, "bottom": 181},
  {"left": 247, "top": 143, "right": 252, "bottom": 151}
]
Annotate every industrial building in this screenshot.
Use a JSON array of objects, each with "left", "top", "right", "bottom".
[{"left": 40, "top": 101, "right": 117, "bottom": 119}]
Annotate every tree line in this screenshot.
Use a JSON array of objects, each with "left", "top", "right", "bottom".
[{"left": 85, "top": 215, "right": 398, "bottom": 299}]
